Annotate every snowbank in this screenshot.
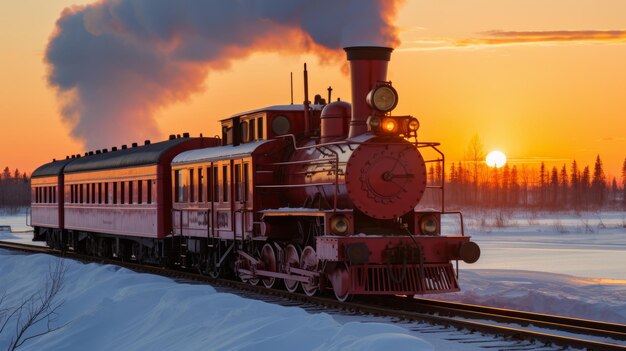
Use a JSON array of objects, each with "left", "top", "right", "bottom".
[
  {"left": 0, "top": 251, "right": 433, "bottom": 351},
  {"left": 435, "top": 269, "right": 626, "bottom": 324}
]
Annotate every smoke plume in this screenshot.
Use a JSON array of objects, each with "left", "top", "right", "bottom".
[{"left": 45, "top": 0, "right": 401, "bottom": 149}]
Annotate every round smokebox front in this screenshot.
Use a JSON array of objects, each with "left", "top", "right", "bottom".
[{"left": 345, "top": 142, "right": 427, "bottom": 219}]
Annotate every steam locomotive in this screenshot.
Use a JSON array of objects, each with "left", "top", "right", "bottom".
[{"left": 30, "top": 46, "right": 480, "bottom": 301}]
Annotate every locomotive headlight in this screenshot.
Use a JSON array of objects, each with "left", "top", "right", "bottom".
[
  {"left": 408, "top": 118, "right": 420, "bottom": 131},
  {"left": 330, "top": 215, "right": 349, "bottom": 235},
  {"left": 367, "top": 116, "right": 381, "bottom": 131},
  {"left": 419, "top": 214, "right": 440, "bottom": 235},
  {"left": 366, "top": 85, "right": 398, "bottom": 113},
  {"left": 382, "top": 118, "right": 398, "bottom": 133}
]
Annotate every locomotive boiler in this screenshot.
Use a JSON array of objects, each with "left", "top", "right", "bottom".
[{"left": 30, "top": 46, "right": 480, "bottom": 301}]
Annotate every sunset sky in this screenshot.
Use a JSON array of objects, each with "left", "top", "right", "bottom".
[{"left": 1, "top": 0, "right": 625, "bottom": 179}]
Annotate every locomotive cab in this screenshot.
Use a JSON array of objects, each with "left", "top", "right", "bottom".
[{"left": 219, "top": 104, "right": 324, "bottom": 146}]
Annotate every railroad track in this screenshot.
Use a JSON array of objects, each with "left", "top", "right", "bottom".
[{"left": 2, "top": 241, "right": 625, "bottom": 351}]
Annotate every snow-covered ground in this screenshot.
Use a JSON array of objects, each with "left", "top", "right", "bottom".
[
  {"left": 0, "top": 251, "right": 435, "bottom": 351},
  {"left": 1, "top": 209, "right": 625, "bottom": 350},
  {"left": 456, "top": 210, "right": 626, "bottom": 279}
]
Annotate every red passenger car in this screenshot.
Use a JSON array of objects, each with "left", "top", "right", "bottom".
[{"left": 35, "top": 135, "right": 217, "bottom": 262}]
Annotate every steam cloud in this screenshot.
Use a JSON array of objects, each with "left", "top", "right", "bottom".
[{"left": 46, "top": 0, "right": 401, "bottom": 149}]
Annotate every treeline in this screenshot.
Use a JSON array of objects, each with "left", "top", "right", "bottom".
[
  {"left": 0, "top": 167, "right": 30, "bottom": 208},
  {"left": 435, "top": 156, "right": 626, "bottom": 209}
]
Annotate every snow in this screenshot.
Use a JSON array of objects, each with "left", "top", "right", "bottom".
[
  {"left": 0, "top": 251, "right": 432, "bottom": 351},
  {"left": 1, "top": 209, "right": 626, "bottom": 349},
  {"left": 437, "top": 269, "right": 626, "bottom": 324},
  {"left": 454, "top": 210, "right": 626, "bottom": 279},
  {"left": 0, "top": 209, "right": 44, "bottom": 246}
]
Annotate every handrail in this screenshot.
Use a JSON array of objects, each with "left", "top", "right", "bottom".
[
  {"left": 442, "top": 211, "right": 465, "bottom": 237},
  {"left": 256, "top": 183, "right": 335, "bottom": 188},
  {"left": 261, "top": 134, "right": 342, "bottom": 210},
  {"left": 415, "top": 140, "right": 467, "bottom": 238}
]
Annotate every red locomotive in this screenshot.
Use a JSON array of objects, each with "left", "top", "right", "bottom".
[{"left": 31, "top": 46, "right": 480, "bottom": 301}]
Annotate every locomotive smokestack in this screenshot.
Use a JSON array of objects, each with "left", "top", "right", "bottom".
[{"left": 344, "top": 46, "right": 393, "bottom": 138}]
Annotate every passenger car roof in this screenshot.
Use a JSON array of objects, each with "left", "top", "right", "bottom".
[
  {"left": 63, "top": 137, "right": 202, "bottom": 173},
  {"left": 31, "top": 158, "right": 75, "bottom": 178}
]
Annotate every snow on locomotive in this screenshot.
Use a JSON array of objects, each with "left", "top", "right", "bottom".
[{"left": 30, "top": 46, "right": 480, "bottom": 301}]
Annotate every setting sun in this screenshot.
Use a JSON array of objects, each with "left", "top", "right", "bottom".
[{"left": 486, "top": 150, "right": 507, "bottom": 168}]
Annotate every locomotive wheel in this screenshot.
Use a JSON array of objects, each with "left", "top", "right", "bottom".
[
  {"left": 329, "top": 263, "right": 352, "bottom": 302},
  {"left": 283, "top": 244, "right": 300, "bottom": 293},
  {"left": 260, "top": 243, "right": 277, "bottom": 288},
  {"left": 300, "top": 246, "right": 319, "bottom": 296}
]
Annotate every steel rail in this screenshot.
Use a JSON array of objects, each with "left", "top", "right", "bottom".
[
  {"left": 1, "top": 241, "right": 624, "bottom": 351},
  {"left": 403, "top": 297, "right": 626, "bottom": 339}
]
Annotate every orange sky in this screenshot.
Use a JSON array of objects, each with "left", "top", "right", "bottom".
[{"left": 1, "top": 0, "right": 625, "bottom": 179}]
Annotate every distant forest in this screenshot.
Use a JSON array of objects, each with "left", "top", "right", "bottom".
[
  {"left": 1, "top": 156, "right": 625, "bottom": 210},
  {"left": 430, "top": 156, "right": 626, "bottom": 210},
  {"left": 0, "top": 167, "right": 30, "bottom": 209}
]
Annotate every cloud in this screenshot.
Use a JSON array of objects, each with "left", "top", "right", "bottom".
[
  {"left": 45, "top": 0, "right": 402, "bottom": 150},
  {"left": 456, "top": 30, "right": 626, "bottom": 46},
  {"left": 400, "top": 29, "right": 626, "bottom": 51}
]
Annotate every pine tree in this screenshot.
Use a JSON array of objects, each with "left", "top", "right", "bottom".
[
  {"left": 450, "top": 163, "right": 457, "bottom": 183},
  {"left": 2, "top": 166, "right": 11, "bottom": 180},
  {"left": 570, "top": 160, "right": 579, "bottom": 206},
  {"left": 428, "top": 164, "right": 435, "bottom": 186},
  {"left": 510, "top": 165, "right": 519, "bottom": 206},
  {"left": 550, "top": 167, "right": 559, "bottom": 207},
  {"left": 591, "top": 155, "right": 606, "bottom": 206},
  {"left": 539, "top": 162, "right": 548, "bottom": 206},
  {"left": 581, "top": 166, "right": 591, "bottom": 207},
  {"left": 560, "top": 164, "right": 568, "bottom": 205},
  {"left": 611, "top": 178, "right": 618, "bottom": 206},
  {"left": 449, "top": 163, "right": 457, "bottom": 205},
  {"left": 622, "top": 158, "right": 626, "bottom": 207},
  {"left": 435, "top": 162, "right": 442, "bottom": 186},
  {"left": 502, "top": 165, "right": 510, "bottom": 206},
  {"left": 492, "top": 166, "right": 501, "bottom": 206},
  {"left": 458, "top": 162, "right": 467, "bottom": 204}
]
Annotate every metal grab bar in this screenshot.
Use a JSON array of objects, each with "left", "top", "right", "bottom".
[
  {"left": 442, "top": 211, "right": 465, "bottom": 237},
  {"left": 260, "top": 134, "right": 342, "bottom": 210}
]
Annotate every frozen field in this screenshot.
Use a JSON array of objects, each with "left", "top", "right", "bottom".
[{"left": 456, "top": 210, "right": 626, "bottom": 279}]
